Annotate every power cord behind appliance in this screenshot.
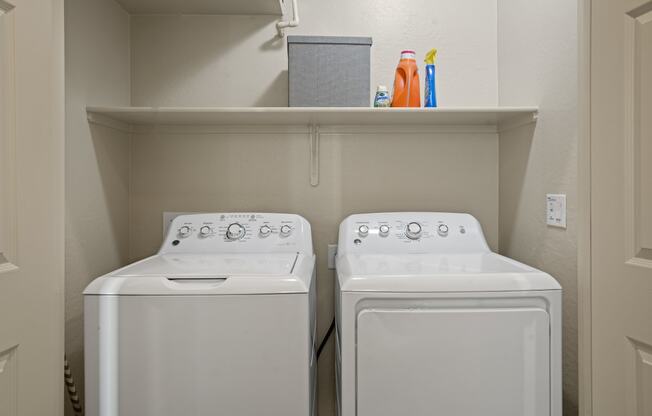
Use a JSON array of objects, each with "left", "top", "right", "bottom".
[{"left": 316, "top": 319, "right": 335, "bottom": 359}]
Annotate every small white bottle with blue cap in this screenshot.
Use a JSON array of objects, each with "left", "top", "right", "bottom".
[{"left": 373, "top": 85, "right": 391, "bottom": 108}]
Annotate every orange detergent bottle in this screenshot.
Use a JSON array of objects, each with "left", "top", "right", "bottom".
[{"left": 391, "top": 50, "right": 421, "bottom": 107}]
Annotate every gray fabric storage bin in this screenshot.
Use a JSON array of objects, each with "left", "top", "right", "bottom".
[{"left": 287, "top": 36, "right": 372, "bottom": 107}]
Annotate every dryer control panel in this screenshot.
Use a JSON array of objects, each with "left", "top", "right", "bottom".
[
  {"left": 160, "top": 213, "right": 313, "bottom": 254},
  {"left": 337, "top": 212, "right": 490, "bottom": 255}
]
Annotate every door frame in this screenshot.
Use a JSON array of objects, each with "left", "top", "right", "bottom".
[{"left": 578, "top": 0, "right": 592, "bottom": 414}]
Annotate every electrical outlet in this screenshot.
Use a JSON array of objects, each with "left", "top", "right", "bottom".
[
  {"left": 328, "top": 244, "right": 338, "bottom": 269},
  {"left": 546, "top": 194, "right": 567, "bottom": 228}
]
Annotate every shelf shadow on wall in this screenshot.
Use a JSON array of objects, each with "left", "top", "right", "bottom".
[
  {"left": 131, "top": 15, "right": 284, "bottom": 106},
  {"left": 253, "top": 70, "right": 288, "bottom": 107},
  {"left": 498, "top": 122, "right": 537, "bottom": 256}
]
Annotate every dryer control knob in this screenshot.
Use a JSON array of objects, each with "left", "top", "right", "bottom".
[
  {"left": 259, "top": 225, "right": 272, "bottom": 237},
  {"left": 437, "top": 224, "right": 449, "bottom": 237},
  {"left": 405, "top": 222, "right": 422, "bottom": 240},
  {"left": 225, "top": 223, "right": 245, "bottom": 240},
  {"left": 280, "top": 224, "right": 293, "bottom": 237},
  {"left": 379, "top": 224, "right": 390, "bottom": 237},
  {"left": 178, "top": 225, "right": 192, "bottom": 238},
  {"left": 358, "top": 225, "right": 369, "bottom": 237}
]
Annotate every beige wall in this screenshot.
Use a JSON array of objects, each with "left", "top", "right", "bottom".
[
  {"left": 64, "top": 0, "right": 130, "bottom": 414},
  {"left": 64, "top": 0, "right": 579, "bottom": 415},
  {"left": 129, "top": 0, "right": 499, "bottom": 107},
  {"left": 497, "top": 0, "right": 578, "bottom": 414},
  {"left": 126, "top": 7, "right": 502, "bottom": 414}
]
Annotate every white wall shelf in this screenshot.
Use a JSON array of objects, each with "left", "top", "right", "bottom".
[
  {"left": 86, "top": 106, "right": 538, "bottom": 188},
  {"left": 86, "top": 106, "right": 538, "bottom": 131},
  {"left": 113, "top": 0, "right": 284, "bottom": 15}
]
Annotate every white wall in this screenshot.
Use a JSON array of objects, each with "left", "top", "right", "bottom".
[
  {"left": 64, "top": 0, "right": 130, "bottom": 414},
  {"left": 497, "top": 0, "right": 578, "bottom": 413},
  {"left": 130, "top": 0, "right": 498, "bottom": 106}
]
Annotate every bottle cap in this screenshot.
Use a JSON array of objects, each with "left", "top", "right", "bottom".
[
  {"left": 377, "top": 85, "right": 388, "bottom": 92},
  {"left": 400, "top": 50, "right": 416, "bottom": 60},
  {"left": 424, "top": 49, "right": 437, "bottom": 64}
]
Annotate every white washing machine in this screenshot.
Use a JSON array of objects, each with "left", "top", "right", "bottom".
[
  {"left": 84, "top": 213, "right": 316, "bottom": 416},
  {"left": 335, "top": 212, "right": 561, "bottom": 416}
]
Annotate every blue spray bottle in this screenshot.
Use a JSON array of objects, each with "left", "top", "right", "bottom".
[{"left": 424, "top": 49, "right": 437, "bottom": 107}]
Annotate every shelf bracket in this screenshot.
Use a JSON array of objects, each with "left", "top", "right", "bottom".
[
  {"left": 497, "top": 110, "right": 539, "bottom": 133},
  {"left": 86, "top": 111, "right": 133, "bottom": 134},
  {"left": 309, "top": 123, "right": 319, "bottom": 187},
  {"left": 277, "top": 0, "right": 299, "bottom": 37}
]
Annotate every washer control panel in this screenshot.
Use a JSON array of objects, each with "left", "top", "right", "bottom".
[
  {"left": 338, "top": 212, "right": 490, "bottom": 255},
  {"left": 161, "top": 213, "right": 312, "bottom": 254}
]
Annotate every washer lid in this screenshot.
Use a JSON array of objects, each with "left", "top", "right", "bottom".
[
  {"left": 84, "top": 253, "right": 314, "bottom": 295},
  {"left": 114, "top": 253, "right": 298, "bottom": 276},
  {"left": 337, "top": 253, "right": 561, "bottom": 292}
]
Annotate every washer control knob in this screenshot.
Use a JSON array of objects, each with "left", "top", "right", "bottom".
[
  {"left": 280, "top": 224, "right": 293, "bottom": 237},
  {"left": 379, "top": 224, "right": 390, "bottom": 237},
  {"left": 225, "top": 223, "right": 245, "bottom": 240},
  {"left": 405, "top": 222, "right": 422, "bottom": 240},
  {"left": 437, "top": 224, "right": 449, "bottom": 237},
  {"left": 259, "top": 225, "right": 272, "bottom": 237},
  {"left": 200, "top": 225, "right": 214, "bottom": 237},
  {"left": 358, "top": 225, "right": 369, "bottom": 237},
  {"left": 178, "top": 225, "right": 192, "bottom": 238}
]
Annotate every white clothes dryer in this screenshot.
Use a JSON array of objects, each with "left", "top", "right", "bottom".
[
  {"left": 84, "top": 213, "right": 316, "bottom": 416},
  {"left": 335, "top": 212, "right": 561, "bottom": 416}
]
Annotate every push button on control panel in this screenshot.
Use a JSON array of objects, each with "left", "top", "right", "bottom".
[
  {"left": 378, "top": 224, "right": 390, "bottom": 237},
  {"left": 437, "top": 224, "right": 449, "bottom": 237},
  {"left": 358, "top": 225, "right": 369, "bottom": 237}
]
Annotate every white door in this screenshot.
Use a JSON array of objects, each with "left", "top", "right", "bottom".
[
  {"left": 0, "top": 0, "right": 64, "bottom": 415},
  {"left": 590, "top": 0, "right": 652, "bottom": 414}
]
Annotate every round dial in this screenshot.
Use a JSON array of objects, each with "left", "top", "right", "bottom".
[
  {"left": 437, "top": 224, "right": 449, "bottom": 237},
  {"left": 358, "top": 225, "right": 369, "bottom": 237},
  {"left": 280, "top": 224, "right": 292, "bottom": 237},
  {"left": 199, "top": 225, "right": 213, "bottom": 237},
  {"left": 225, "top": 223, "right": 245, "bottom": 240},
  {"left": 259, "top": 225, "right": 272, "bottom": 237},
  {"left": 405, "top": 222, "right": 422, "bottom": 240},
  {"left": 178, "top": 225, "right": 192, "bottom": 238},
  {"left": 378, "top": 224, "right": 390, "bottom": 237}
]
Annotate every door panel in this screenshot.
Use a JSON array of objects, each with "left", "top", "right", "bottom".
[
  {"left": 356, "top": 308, "right": 550, "bottom": 416},
  {"left": 591, "top": 0, "right": 652, "bottom": 415},
  {"left": 626, "top": 3, "right": 652, "bottom": 264},
  {"left": 0, "top": 0, "right": 15, "bottom": 269},
  {"left": 627, "top": 338, "right": 652, "bottom": 416},
  {"left": 0, "top": 0, "right": 64, "bottom": 414},
  {"left": 637, "top": 9, "right": 652, "bottom": 253},
  {"left": 0, "top": 346, "right": 17, "bottom": 416}
]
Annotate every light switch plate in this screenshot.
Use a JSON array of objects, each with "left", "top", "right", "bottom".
[
  {"left": 328, "top": 244, "right": 338, "bottom": 269},
  {"left": 546, "top": 194, "right": 567, "bottom": 228}
]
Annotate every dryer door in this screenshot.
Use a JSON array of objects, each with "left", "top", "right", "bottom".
[{"left": 356, "top": 307, "right": 550, "bottom": 416}]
